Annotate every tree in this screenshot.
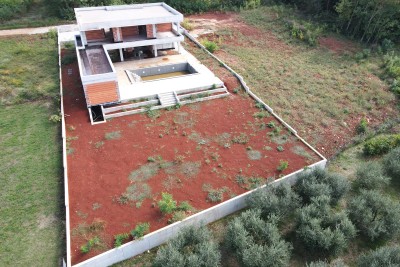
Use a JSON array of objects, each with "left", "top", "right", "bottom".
[
  {"left": 348, "top": 190, "right": 400, "bottom": 241},
  {"left": 352, "top": 162, "right": 390, "bottom": 191},
  {"left": 158, "top": 192, "right": 177, "bottom": 215},
  {"left": 247, "top": 183, "right": 300, "bottom": 220},
  {"left": 383, "top": 147, "right": 400, "bottom": 180},
  {"left": 357, "top": 245, "right": 400, "bottom": 267},
  {"left": 225, "top": 209, "right": 292, "bottom": 267},
  {"left": 296, "top": 196, "right": 356, "bottom": 256},
  {"left": 295, "top": 168, "right": 350, "bottom": 205},
  {"left": 153, "top": 225, "right": 220, "bottom": 267}
]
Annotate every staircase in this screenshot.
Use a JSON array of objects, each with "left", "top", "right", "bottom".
[{"left": 158, "top": 91, "right": 178, "bottom": 107}]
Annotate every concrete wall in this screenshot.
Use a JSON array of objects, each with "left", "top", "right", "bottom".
[{"left": 72, "top": 159, "right": 326, "bottom": 267}]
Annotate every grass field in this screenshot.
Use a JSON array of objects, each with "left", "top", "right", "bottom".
[
  {"left": 189, "top": 6, "right": 399, "bottom": 156},
  {"left": 0, "top": 35, "right": 64, "bottom": 266}
]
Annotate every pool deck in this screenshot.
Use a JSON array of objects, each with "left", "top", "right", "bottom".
[{"left": 114, "top": 48, "right": 224, "bottom": 101}]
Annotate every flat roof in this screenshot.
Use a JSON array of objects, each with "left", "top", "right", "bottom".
[{"left": 75, "top": 3, "right": 183, "bottom": 31}]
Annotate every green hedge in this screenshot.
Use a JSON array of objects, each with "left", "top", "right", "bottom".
[
  {"left": 363, "top": 134, "right": 400, "bottom": 156},
  {"left": 0, "top": 0, "right": 33, "bottom": 21}
]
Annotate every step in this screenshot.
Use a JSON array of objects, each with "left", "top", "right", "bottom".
[
  {"left": 103, "top": 99, "right": 159, "bottom": 114},
  {"left": 178, "top": 87, "right": 227, "bottom": 100},
  {"left": 180, "top": 92, "right": 230, "bottom": 105}
]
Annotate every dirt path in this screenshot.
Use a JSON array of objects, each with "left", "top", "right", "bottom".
[{"left": 0, "top": 26, "right": 57, "bottom": 36}]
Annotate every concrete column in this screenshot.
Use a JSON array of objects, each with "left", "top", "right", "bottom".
[
  {"left": 153, "top": 45, "right": 158, "bottom": 57},
  {"left": 81, "top": 31, "right": 88, "bottom": 46},
  {"left": 119, "top": 48, "right": 124, "bottom": 62},
  {"left": 176, "top": 42, "right": 180, "bottom": 54},
  {"left": 152, "top": 24, "right": 156, "bottom": 38}
]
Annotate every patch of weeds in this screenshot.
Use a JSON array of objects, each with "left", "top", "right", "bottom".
[
  {"left": 268, "top": 126, "right": 282, "bottom": 137},
  {"left": 235, "top": 175, "right": 265, "bottom": 189},
  {"left": 67, "top": 125, "right": 76, "bottom": 131},
  {"left": 235, "top": 175, "right": 246, "bottom": 185},
  {"left": 211, "top": 152, "right": 220, "bottom": 161},
  {"left": 129, "top": 163, "right": 160, "bottom": 182},
  {"left": 247, "top": 150, "right": 262, "bottom": 160},
  {"left": 253, "top": 111, "right": 270, "bottom": 118},
  {"left": 169, "top": 211, "right": 187, "bottom": 223},
  {"left": 207, "top": 190, "right": 224, "bottom": 203},
  {"left": 277, "top": 160, "right": 289, "bottom": 172},
  {"left": 67, "top": 147, "right": 75, "bottom": 155},
  {"left": 76, "top": 210, "right": 88, "bottom": 219},
  {"left": 174, "top": 154, "right": 186, "bottom": 164},
  {"left": 105, "top": 131, "right": 121, "bottom": 140},
  {"left": 177, "top": 201, "right": 194, "bottom": 212},
  {"left": 263, "top": 146, "right": 273, "bottom": 151},
  {"left": 80, "top": 236, "right": 101, "bottom": 254},
  {"left": 72, "top": 219, "right": 106, "bottom": 237},
  {"left": 277, "top": 146, "right": 284, "bottom": 152},
  {"left": 233, "top": 87, "right": 240, "bottom": 94},
  {"left": 114, "top": 233, "right": 130, "bottom": 247},
  {"left": 162, "top": 176, "right": 182, "bottom": 190},
  {"left": 146, "top": 109, "right": 161, "bottom": 119},
  {"left": 92, "top": 203, "right": 101, "bottom": 211},
  {"left": 272, "top": 134, "right": 289, "bottom": 145},
  {"left": 131, "top": 222, "right": 150, "bottom": 239},
  {"left": 232, "top": 133, "right": 249, "bottom": 144},
  {"left": 180, "top": 161, "right": 201, "bottom": 178},
  {"left": 188, "top": 132, "right": 209, "bottom": 145},
  {"left": 200, "top": 38, "right": 219, "bottom": 53},
  {"left": 94, "top": 141, "right": 104, "bottom": 149},
  {"left": 202, "top": 183, "right": 213, "bottom": 192},
  {"left": 357, "top": 117, "right": 368, "bottom": 134},
  {"left": 158, "top": 192, "right": 177, "bottom": 215},
  {"left": 215, "top": 132, "right": 232, "bottom": 147},
  {"left": 292, "top": 146, "right": 313, "bottom": 160},
  {"left": 147, "top": 155, "right": 163, "bottom": 163},
  {"left": 117, "top": 183, "right": 152, "bottom": 206},
  {"left": 267, "top": 121, "right": 276, "bottom": 128},
  {"left": 255, "top": 102, "right": 265, "bottom": 110}
]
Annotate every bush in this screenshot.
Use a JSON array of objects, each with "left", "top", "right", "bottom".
[
  {"left": 356, "top": 118, "right": 368, "bottom": 134},
  {"left": 277, "top": 160, "right": 289, "bottom": 171},
  {"left": 80, "top": 236, "right": 101, "bottom": 254},
  {"left": 153, "top": 225, "right": 220, "bottom": 267},
  {"left": 307, "top": 259, "right": 346, "bottom": 267},
  {"left": 158, "top": 192, "right": 177, "bottom": 215},
  {"left": 348, "top": 190, "right": 400, "bottom": 241},
  {"left": 225, "top": 209, "right": 292, "bottom": 267},
  {"left": 295, "top": 168, "right": 350, "bottom": 205},
  {"left": 130, "top": 222, "right": 150, "bottom": 239},
  {"left": 296, "top": 196, "right": 356, "bottom": 256},
  {"left": 382, "top": 147, "right": 400, "bottom": 180},
  {"left": 201, "top": 39, "right": 219, "bottom": 53},
  {"left": 383, "top": 52, "right": 400, "bottom": 80},
  {"left": 357, "top": 245, "right": 400, "bottom": 267},
  {"left": 352, "top": 162, "right": 391, "bottom": 191},
  {"left": 247, "top": 183, "right": 300, "bottom": 220},
  {"left": 114, "top": 233, "right": 130, "bottom": 247},
  {"left": 363, "top": 134, "right": 400, "bottom": 156}
]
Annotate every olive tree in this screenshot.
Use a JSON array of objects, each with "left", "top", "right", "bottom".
[
  {"left": 295, "top": 168, "right": 350, "bottom": 205},
  {"left": 296, "top": 196, "right": 356, "bottom": 256},
  {"left": 352, "top": 162, "right": 390, "bottom": 191},
  {"left": 383, "top": 147, "right": 400, "bottom": 181},
  {"left": 357, "top": 245, "right": 400, "bottom": 267},
  {"left": 225, "top": 209, "right": 292, "bottom": 267},
  {"left": 153, "top": 225, "right": 220, "bottom": 267},
  {"left": 247, "top": 183, "right": 300, "bottom": 221},
  {"left": 348, "top": 190, "right": 400, "bottom": 241}
]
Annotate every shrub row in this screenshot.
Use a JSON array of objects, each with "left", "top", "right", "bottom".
[
  {"left": 363, "top": 134, "right": 400, "bottom": 156},
  {"left": 0, "top": 0, "right": 33, "bottom": 21}
]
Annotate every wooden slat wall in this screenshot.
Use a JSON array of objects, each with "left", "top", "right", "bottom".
[
  {"left": 86, "top": 30, "right": 106, "bottom": 41},
  {"left": 85, "top": 81, "right": 119, "bottom": 106},
  {"left": 157, "top": 23, "right": 172, "bottom": 32},
  {"left": 146, "top": 24, "right": 155, "bottom": 38},
  {"left": 121, "top": 26, "right": 139, "bottom": 38}
]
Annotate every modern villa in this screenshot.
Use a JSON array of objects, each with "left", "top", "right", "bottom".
[{"left": 74, "top": 3, "right": 229, "bottom": 124}]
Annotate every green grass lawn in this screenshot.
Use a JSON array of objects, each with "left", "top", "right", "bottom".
[{"left": 0, "top": 35, "right": 64, "bottom": 266}]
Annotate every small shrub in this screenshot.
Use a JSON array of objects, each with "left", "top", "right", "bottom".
[
  {"left": 131, "top": 222, "right": 150, "bottom": 239},
  {"left": 363, "top": 134, "right": 400, "bottom": 156},
  {"left": 357, "top": 245, "right": 400, "bottom": 267},
  {"left": 277, "top": 146, "right": 284, "bottom": 152},
  {"left": 296, "top": 196, "right": 356, "bottom": 256},
  {"left": 382, "top": 147, "right": 400, "bottom": 180},
  {"left": 153, "top": 226, "right": 220, "bottom": 267},
  {"left": 80, "top": 236, "right": 101, "bottom": 254},
  {"left": 356, "top": 118, "right": 368, "bottom": 134},
  {"left": 114, "top": 233, "right": 130, "bottom": 247},
  {"left": 201, "top": 39, "right": 219, "bottom": 53},
  {"left": 169, "top": 210, "right": 187, "bottom": 223},
  {"left": 158, "top": 192, "right": 177, "bottom": 214},
  {"left": 207, "top": 190, "right": 224, "bottom": 202},
  {"left": 146, "top": 109, "right": 161, "bottom": 119},
  {"left": 177, "top": 201, "right": 193, "bottom": 212},
  {"left": 277, "top": 160, "right": 289, "bottom": 172},
  {"left": 267, "top": 121, "right": 275, "bottom": 128},
  {"left": 253, "top": 111, "right": 270, "bottom": 118},
  {"left": 181, "top": 19, "right": 193, "bottom": 31},
  {"left": 49, "top": 114, "right": 61, "bottom": 123},
  {"left": 349, "top": 190, "right": 400, "bottom": 241},
  {"left": 353, "top": 162, "right": 391, "bottom": 191}
]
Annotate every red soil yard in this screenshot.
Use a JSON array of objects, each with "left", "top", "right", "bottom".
[{"left": 62, "top": 53, "right": 322, "bottom": 264}]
